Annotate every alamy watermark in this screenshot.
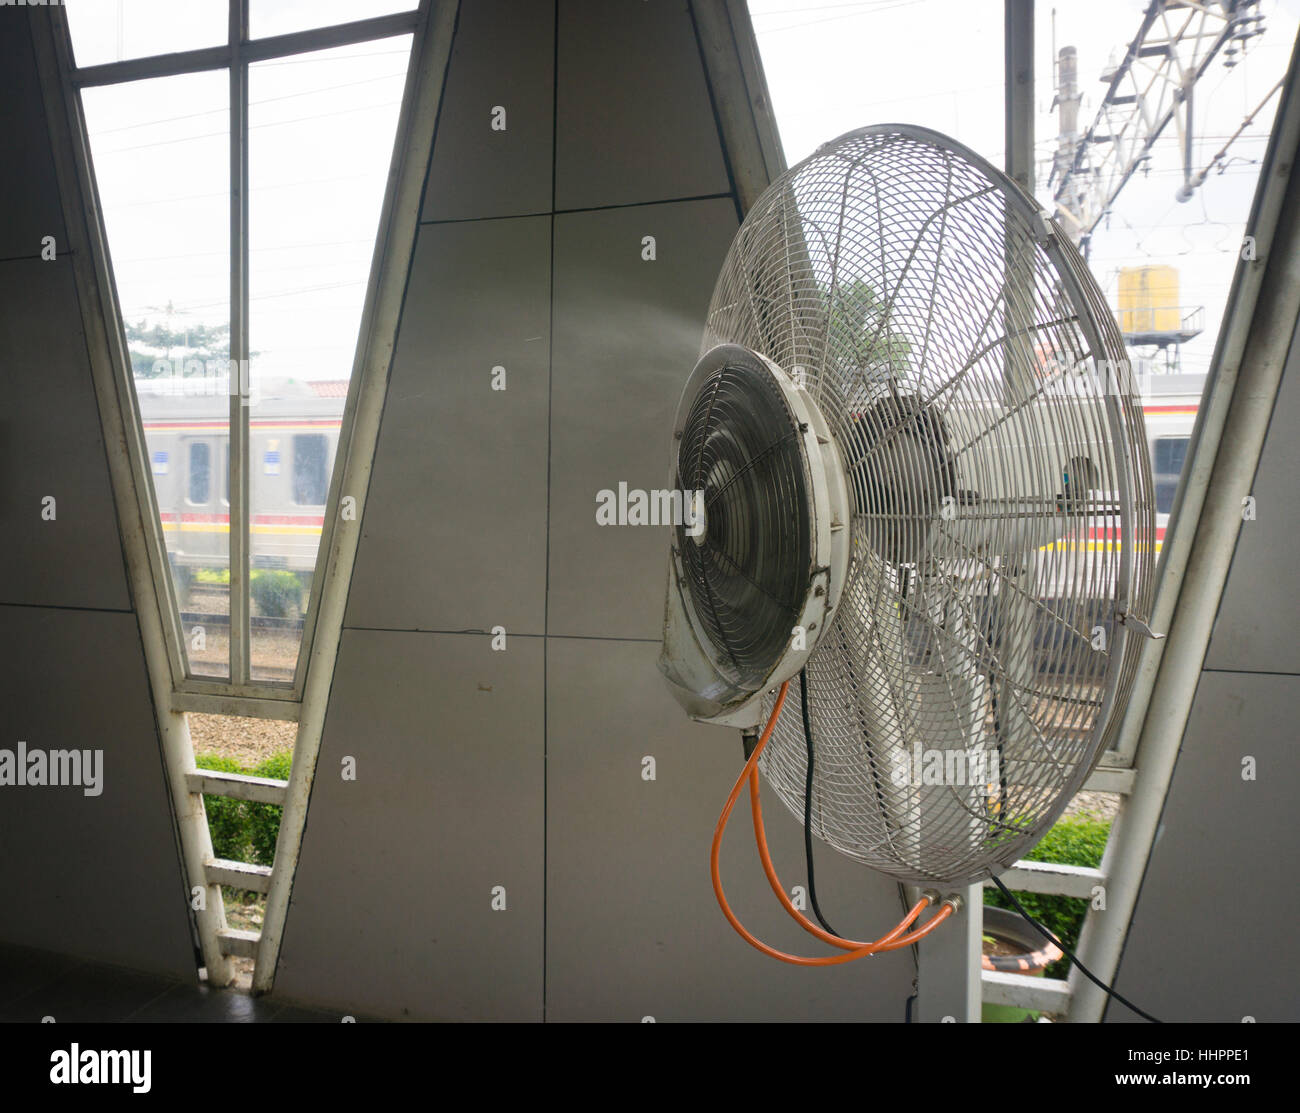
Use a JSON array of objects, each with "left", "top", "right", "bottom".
[
  {"left": 889, "top": 740, "right": 1000, "bottom": 788},
  {"left": 596, "top": 482, "right": 706, "bottom": 538},
  {"left": 0, "top": 742, "right": 103, "bottom": 797},
  {"left": 1035, "top": 354, "right": 1140, "bottom": 399},
  {"left": 50, "top": 1045, "right": 150, "bottom": 1094},
  {"left": 142, "top": 357, "right": 260, "bottom": 406}
]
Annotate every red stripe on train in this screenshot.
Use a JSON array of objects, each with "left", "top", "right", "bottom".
[{"left": 1080, "top": 527, "right": 1167, "bottom": 540}]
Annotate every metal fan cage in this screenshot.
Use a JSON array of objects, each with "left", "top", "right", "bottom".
[
  {"left": 674, "top": 358, "right": 812, "bottom": 692},
  {"left": 701, "top": 125, "right": 1156, "bottom": 887}
]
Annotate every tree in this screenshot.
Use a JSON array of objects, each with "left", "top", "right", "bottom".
[
  {"left": 821, "top": 277, "right": 913, "bottom": 390},
  {"left": 125, "top": 307, "right": 232, "bottom": 379}
]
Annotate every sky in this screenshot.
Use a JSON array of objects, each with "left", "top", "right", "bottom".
[
  {"left": 65, "top": 0, "right": 1300, "bottom": 389},
  {"left": 68, "top": 1, "right": 415, "bottom": 387},
  {"left": 748, "top": 0, "right": 1300, "bottom": 380}
]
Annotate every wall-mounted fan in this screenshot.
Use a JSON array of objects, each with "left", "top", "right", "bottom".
[{"left": 658, "top": 125, "right": 1156, "bottom": 960}]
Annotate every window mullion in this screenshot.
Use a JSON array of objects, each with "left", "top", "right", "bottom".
[{"left": 229, "top": 0, "right": 251, "bottom": 687}]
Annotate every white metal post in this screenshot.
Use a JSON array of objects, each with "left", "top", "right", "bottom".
[
  {"left": 1069, "top": 39, "right": 1300, "bottom": 1022},
  {"left": 915, "top": 886, "right": 983, "bottom": 1022},
  {"left": 251, "top": 0, "right": 460, "bottom": 994}
]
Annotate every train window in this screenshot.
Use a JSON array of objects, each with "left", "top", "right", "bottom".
[
  {"left": 189, "top": 442, "right": 212, "bottom": 505},
  {"left": 1152, "top": 436, "right": 1189, "bottom": 515},
  {"left": 292, "top": 435, "right": 329, "bottom": 506},
  {"left": 1066, "top": 455, "right": 1100, "bottom": 491}
]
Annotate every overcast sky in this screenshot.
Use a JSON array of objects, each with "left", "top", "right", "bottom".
[
  {"left": 68, "top": 1, "right": 413, "bottom": 387},
  {"left": 750, "top": 0, "right": 1300, "bottom": 379}
]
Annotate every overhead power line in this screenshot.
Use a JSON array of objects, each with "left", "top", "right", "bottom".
[{"left": 1049, "top": 0, "right": 1270, "bottom": 253}]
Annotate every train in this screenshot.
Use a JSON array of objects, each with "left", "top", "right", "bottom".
[
  {"left": 138, "top": 376, "right": 346, "bottom": 593},
  {"left": 138, "top": 369, "right": 1202, "bottom": 588}
]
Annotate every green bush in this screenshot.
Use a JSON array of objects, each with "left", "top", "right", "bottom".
[
  {"left": 250, "top": 569, "right": 303, "bottom": 618},
  {"left": 254, "top": 750, "right": 293, "bottom": 781},
  {"left": 984, "top": 815, "right": 1111, "bottom": 978},
  {"left": 195, "top": 749, "right": 293, "bottom": 870}
]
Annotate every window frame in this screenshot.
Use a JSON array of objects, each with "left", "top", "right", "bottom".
[{"left": 55, "top": 0, "right": 424, "bottom": 703}]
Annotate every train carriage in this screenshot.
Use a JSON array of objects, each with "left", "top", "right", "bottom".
[
  {"left": 137, "top": 376, "right": 347, "bottom": 592},
  {"left": 137, "top": 372, "right": 1200, "bottom": 595}
]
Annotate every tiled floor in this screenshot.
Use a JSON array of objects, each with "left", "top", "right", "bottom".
[{"left": 0, "top": 942, "right": 342, "bottom": 1022}]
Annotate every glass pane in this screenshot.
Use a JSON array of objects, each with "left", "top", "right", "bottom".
[
  {"left": 1034, "top": 0, "right": 1297, "bottom": 553},
  {"left": 1154, "top": 437, "right": 1188, "bottom": 477},
  {"left": 65, "top": 0, "right": 227, "bottom": 69},
  {"left": 749, "top": 0, "right": 1005, "bottom": 165},
  {"left": 81, "top": 70, "right": 231, "bottom": 679},
  {"left": 247, "top": 36, "right": 411, "bottom": 682},
  {"left": 250, "top": 0, "right": 418, "bottom": 40}
]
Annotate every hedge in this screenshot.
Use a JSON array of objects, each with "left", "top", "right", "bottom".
[
  {"left": 983, "top": 815, "right": 1111, "bottom": 978},
  {"left": 194, "top": 750, "right": 293, "bottom": 875}
]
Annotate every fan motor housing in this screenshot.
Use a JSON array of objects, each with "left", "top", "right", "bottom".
[{"left": 659, "top": 344, "right": 850, "bottom": 727}]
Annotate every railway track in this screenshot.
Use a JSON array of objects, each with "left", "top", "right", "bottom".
[
  {"left": 181, "top": 611, "right": 301, "bottom": 683},
  {"left": 180, "top": 611, "right": 304, "bottom": 632}
]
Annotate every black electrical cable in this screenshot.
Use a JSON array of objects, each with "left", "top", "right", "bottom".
[
  {"left": 800, "top": 668, "right": 841, "bottom": 938},
  {"left": 989, "top": 874, "right": 1161, "bottom": 1024}
]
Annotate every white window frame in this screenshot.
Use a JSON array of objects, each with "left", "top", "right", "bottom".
[{"left": 54, "top": 0, "right": 426, "bottom": 710}]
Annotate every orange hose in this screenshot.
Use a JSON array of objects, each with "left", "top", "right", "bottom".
[
  {"left": 748, "top": 768, "right": 950, "bottom": 951},
  {"left": 709, "top": 679, "right": 954, "bottom": 965}
]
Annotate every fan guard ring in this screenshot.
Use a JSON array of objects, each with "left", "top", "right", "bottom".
[{"left": 659, "top": 344, "right": 850, "bottom": 725}]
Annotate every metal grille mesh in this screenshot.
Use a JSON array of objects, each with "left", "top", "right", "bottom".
[
  {"left": 701, "top": 126, "right": 1156, "bottom": 887},
  {"left": 675, "top": 360, "right": 812, "bottom": 690}
]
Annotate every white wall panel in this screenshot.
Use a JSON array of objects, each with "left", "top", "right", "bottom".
[
  {"left": 1203, "top": 331, "right": 1300, "bottom": 674},
  {"left": 0, "top": 258, "right": 130, "bottom": 612},
  {"left": 346, "top": 217, "right": 551, "bottom": 634},
  {"left": 0, "top": 606, "right": 194, "bottom": 979},
  {"left": 278, "top": 1, "right": 916, "bottom": 1021},
  {"left": 548, "top": 198, "right": 737, "bottom": 640},
  {"left": 421, "top": 0, "right": 554, "bottom": 223},
  {"left": 1112, "top": 671, "right": 1300, "bottom": 1021},
  {"left": 546, "top": 637, "right": 916, "bottom": 1021},
  {"left": 556, "top": 0, "right": 731, "bottom": 210},
  {"left": 274, "top": 629, "right": 544, "bottom": 1019},
  {"left": 0, "top": 18, "right": 66, "bottom": 260}
]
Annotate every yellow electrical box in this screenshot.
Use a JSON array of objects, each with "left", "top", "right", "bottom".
[{"left": 1118, "top": 265, "right": 1180, "bottom": 333}]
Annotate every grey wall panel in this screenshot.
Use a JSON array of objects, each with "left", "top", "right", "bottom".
[
  {"left": 556, "top": 0, "right": 731, "bottom": 210},
  {"left": 546, "top": 637, "right": 915, "bottom": 1021},
  {"left": 346, "top": 217, "right": 550, "bottom": 634},
  {"left": 274, "top": 629, "right": 544, "bottom": 1020},
  {"left": 1204, "top": 333, "right": 1300, "bottom": 673},
  {"left": 421, "top": 0, "right": 554, "bottom": 223},
  {"left": 0, "top": 18, "right": 66, "bottom": 260},
  {"left": 282, "top": 0, "right": 918, "bottom": 1023},
  {"left": 0, "top": 258, "right": 131, "bottom": 612},
  {"left": 0, "top": 606, "right": 194, "bottom": 979},
  {"left": 1111, "top": 671, "right": 1300, "bottom": 1021},
  {"left": 548, "top": 198, "right": 737, "bottom": 640}
]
